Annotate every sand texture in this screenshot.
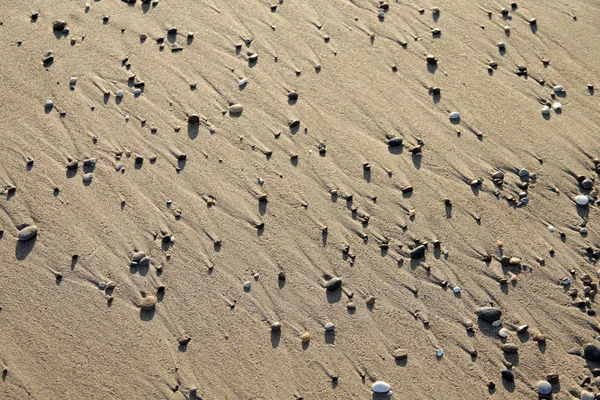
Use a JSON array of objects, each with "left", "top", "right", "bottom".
[{"left": 1, "top": 0, "right": 600, "bottom": 398}]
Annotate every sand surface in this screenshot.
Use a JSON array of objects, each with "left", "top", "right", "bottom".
[{"left": 1, "top": 0, "right": 600, "bottom": 398}]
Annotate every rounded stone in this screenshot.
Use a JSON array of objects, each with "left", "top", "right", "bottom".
[
  {"left": 393, "top": 349, "right": 408, "bottom": 360},
  {"left": 301, "top": 333, "right": 311, "bottom": 343},
  {"left": 582, "top": 179, "right": 594, "bottom": 190},
  {"left": 541, "top": 105, "right": 550, "bottom": 114},
  {"left": 518, "top": 168, "right": 529, "bottom": 177},
  {"left": 132, "top": 251, "right": 146, "bottom": 262},
  {"left": 243, "top": 281, "right": 251, "bottom": 289},
  {"left": 271, "top": 322, "right": 281, "bottom": 332},
  {"left": 498, "top": 328, "right": 509, "bottom": 338},
  {"left": 553, "top": 102, "right": 562, "bottom": 111},
  {"left": 17, "top": 225, "right": 38, "bottom": 241},
  {"left": 476, "top": 307, "right": 502, "bottom": 322},
  {"left": 116, "top": 90, "right": 124, "bottom": 97},
  {"left": 548, "top": 225, "right": 555, "bottom": 232},
  {"left": 229, "top": 104, "right": 244, "bottom": 114},
  {"left": 140, "top": 295, "right": 157, "bottom": 310},
  {"left": 436, "top": 349, "right": 444, "bottom": 357},
  {"left": 98, "top": 282, "right": 106, "bottom": 290},
  {"left": 584, "top": 343, "right": 600, "bottom": 361},
  {"left": 492, "top": 320, "right": 503, "bottom": 327},
  {"left": 326, "top": 277, "right": 342, "bottom": 291},
  {"left": 537, "top": 381, "right": 552, "bottom": 395},
  {"left": 501, "top": 369, "right": 514, "bottom": 382},
  {"left": 576, "top": 195, "right": 589, "bottom": 206},
  {"left": 324, "top": 322, "right": 335, "bottom": 332},
  {"left": 372, "top": 381, "right": 391, "bottom": 393},
  {"left": 449, "top": 111, "right": 461, "bottom": 120},
  {"left": 581, "top": 390, "right": 595, "bottom": 400},
  {"left": 453, "top": 286, "right": 461, "bottom": 293},
  {"left": 553, "top": 85, "right": 564, "bottom": 93}
]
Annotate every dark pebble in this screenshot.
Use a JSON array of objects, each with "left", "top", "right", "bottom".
[
  {"left": 476, "top": 307, "right": 502, "bottom": 322},
  {"left": 584, "top": 343, "right": 600, "bottom": 361}
]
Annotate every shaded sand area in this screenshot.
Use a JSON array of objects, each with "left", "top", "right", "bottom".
[{"left": 1, "top": 0, "right": 600, "bottom": 398}]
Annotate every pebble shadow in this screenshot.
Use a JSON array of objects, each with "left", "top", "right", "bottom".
[{"left": 16, "top": 237, "right": 36, "bottom": 260}]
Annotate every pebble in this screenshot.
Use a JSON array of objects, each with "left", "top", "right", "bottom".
[
  {"left": 582, "top": 179, "right": 594, "bottom": 189},
  {"left": 116, "top": 90, "right": 124, "bottom": 98},
  {"left": 243, "top": 281, "right": 251, "bottom": 290},
  {"left": 436, "top": 349, "right": 444, "bottom": 357},
  {"left": 541, "top": 105, "right": 550, "bottom": 115},
  {"left": 453, "top": 286, "right": 461, "bottom": 294},
  {"left": 17, "top": 225, "right": 38, "bottom": 241},
  {"left": 82, "top": 173, "right": 93, "bottom": 182},
  {"left": 239, "top": 78, "right": 248, "bottom": 87},
  {"left": 498, "top": 328, "right": 509, "bottom": 338},
  {"left": 45, "top": 100, "right": 54, "bottom": 109},
  {"left": 140, "top": 295, "right": 157, "bottom": 311},
  {"left": 271, "top": 322, "right": 281, "bottom": 332},
  {"left": 576, "top": 195, "right": 589, "bottom": 205},
  {"left": 387, "top": 137, "right": 403, "bottom": 147},
  {"left": 517, "top": 324, "right": 529, "bottom": 333},
  {"left": 548, "top": 225, "right": 555, "bottom": 232},
  {"left": 229, "top": 104, "right": 244, "bottom": 114},
  {"left": 366, "top": 296, "right": 376, "bottom": 306},
  {"left": 132, "top": 251, "right": 146, "bottom": 262},
  {"left": 476, "top": 307, "right": 502, "bottom": 322},
  {"left": 288, "top": 91, "right": 299, "bottom": 100},
  {"left": 449, "top": 111, "right": 461, "bottom": 120},
  {"left": 410, "top": 245, "right": 426, "bottom": 259},
  {"left": 581, "top": 228, "right": 589, "bottom": 235},
  {"left": 301, "top": 333, "right": 311, "bottom": 343},
  {"left": 372, "top": 381, "right": 391, "bottom": 393},
  {"left": 581, "top": 391, "right": 595, "bottom": 400},
  {"left": 324, "top": 322, "right": 335, "bottom": 332},
  {"left": 553, "top": 102, "right": 562, "bottom": 111},
  {"left": 393, "top": 349, "right": 408, "bottom": 360},
  {"left": 584, "top": 343, "right": 600, "bottom": 361},
  {"left": 554, "top": 85, "right": 564, "bottom": 93},
  {"left": 537, "top": 381, "right": 552, "bottom": 395},
  {"left": 69, "top": 77, "right": 78, "bottom": 85},
  {"left": 501, "top": 344, "right": 518, "bottom": 353},
  {"left": 492, "top": 320, "right": 503, "bottom": 327},
  {"left": 518, "top": 168, "right": 529, "bottom": 177},
  {"left": 98, "top": 282, "right": 106, "bottom": 290},
  {"left": 326, "top": 277, "right": 342, "bottom": 291}
]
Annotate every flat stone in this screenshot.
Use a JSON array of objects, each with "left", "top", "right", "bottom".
[
  {"left": 372, "top": 381, "right": 391, "bottom": 393},
  {"left": 132, "top": 251, "right": 146, "bottom": 262},
  {"left": 476, "top": 307, "right": 502, "bottom": 322},
  {"left": 387, "top": 137, "right": 403, "bottom": 147},
  {"left": 393, "top": 349, "right": 408, "bottom": 360},
  {"left": 17, "top": 225, "right": 38, "bottom": 241},
  {"left": 449, "top": 111, "right": 461, "bottom": 120},
  {"left": 140, "top": 295, "right": 156, "bottom": 310}
]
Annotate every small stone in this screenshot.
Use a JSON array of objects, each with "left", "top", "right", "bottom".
[
  {"left": 542, "top": 105, "right": 551, "bottom": 115},
  {"left": 347, "top": 302, "right": 356, "bottom": 310},
  {"left": 553, "top": 102, "right": 562, "bottom": 111},
  {"left": 140, "top": 295, "right": 157, "bottom": 311},
  {"left": 387, "top": 137, "right": 403, "bottom": 147},
  {"left": 501, "top": 344, "right": 518, "bottom": 353},
  {"left": 449, "top": 111, "right": 461, "bottom": 120},
  {"left": 436, "top": 349, "right": 444, "bottom": 357},
  {"left": 271, "top": 322, "right": 281, "bottom": 332},
  {"left": 53, "top": 20, "right": 67, "bottom": 31},
  {"left": 278, "top": 271, "right": 286, "bottom": 281},
  {"left": 98, "top": 282, "right": 106, "bottom": 290},
  {"left": 582, "top": 179, "right": 593, "bottom": 189},
  {"left": 178, "top": 336, "right": 191, "bottom": 345},
  {"left": 393, "top": 349, "right": 408, "bottom": 360},
  {"left": 243, "top": 281, "right": 251, "bottom": 290},
  {"left": 498, "top": 42, "right": 506, "bottom": 50},
  {"left": 326, "top": 277, "right": 342, "bottom": 291},
  {"left": 498, "top": 328, "right": 509, "bottom": 338},
  {"left": 554, "top": 85, "right": 564, "bottom": 93},
  {"left": 517, "top": 324, "right": 529, "bottom": 333},
  {"left": 366, "top": 296, "right": 376, "bottom": 306},
  {"left": 476, "top": 307, "right": 502, "bottom": 322},
  {"left": 288, "top": 91, "right": 299, "bottom": 100},
  {"left": 116, "top": 90, "right": 124, "bottom": 98},
  {"left": 17, "top": 226, "right": 38, "bottom": 241},
  {"left": 229, "top": 104, "right": 244, "bottom": 114},
  {"left": 584, "top": 343, "right": 600, "bottom": 361},
  {"left": 324, "top": 322, "right": 335, "bottom": 332},
  {"left": 576, "top": 195, "right": 589, "bottom": 206},
  {"left": 581, "top": 390, "right": 595, "bottom": 400},
  {"left": 301, "top": 333, "right": 311, "bottom": 343},
  {"left": 45, "top": 100, "right": 54, "bottom": 109},
  {"left": 372, "top": 381, "right": 391, "bottom": 394},
  {"left": 410, "top": 245, "right": 426, "bottom": 259},
  {"left": 537, "top": 381, "right": 552, "bottom": 395},
  {"left": 548, "top": 225, "right": 555, "bottom": 232},
  {"left": 492, "top": 320, "right": 503, "bottom": 327},
  {"left": 453, "top": 286, "right": 461, "bottom": 294},
  {"left": 132, "top": 252, "right": 146, "bottom": 262}
]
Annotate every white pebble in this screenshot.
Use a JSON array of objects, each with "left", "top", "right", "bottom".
[
  {"left": 134, "top": 88, "right": 142, "bottom": 96},
  {"left": 498, "top": 328, "right": 509, "bottom": 338},
  {"left": 44, "top": 100, "right": 54, "bottom": 108},
  {"left": 239, "top": 77, "right": 248, "bottom": 87},
  {"left": 449, "top": 111, "right": 461, "bottom": 120},
  {"left": 436, "top": 349, "right": 444, "bottom": 357},
  {"left": 453, "top": 286, "right": 461, "bottom": 293},
  {"left": 69, "top": 77, "right": 78, "bottom": 85},
  {"left": 548, "top": 225, "right": 555, "bottom": 232},
  {"left": 541, "top": 105, "right": 550, "bottom": 115},
  {"left": 372, "top": 381, "right": 391, "bottom": 393},
  {"left": 553, "top": 102, "right": 562, "bottom": 111},
  {"left": 553, "top": 85, "right": 564, "bottom": 93},
  {"left": 243, "top": 281, "right": 251, "bottom": 289},
  {"left": 576, "top": 195, "right": 589, "bottom": 206},
  {"left": 116, "top": 90, "right": 124, "bottom": 97},
  {"left": 98, "top": 282, "right": 106, "bottom": 289}
]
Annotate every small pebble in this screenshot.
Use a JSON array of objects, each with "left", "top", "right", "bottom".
[
  {"left": 576, "top": 195, "right": 589, "bottom": 206},
  {"left": 372, "top": 381, "right": 391, "bottom": 393},
  {"left": 537, "top": 381, "right": 552, "bottom": 395},
  {"left": 498, "top": 328, "right": 509, "bottom": 338}
]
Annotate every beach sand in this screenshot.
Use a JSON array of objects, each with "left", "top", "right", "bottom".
[{"left": 1, "top": 0, "right": 600, "bottom": 398}]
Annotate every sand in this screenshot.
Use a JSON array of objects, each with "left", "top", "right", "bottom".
[{"left": 1, "top": 0, "right": 600, "bottom": 398}]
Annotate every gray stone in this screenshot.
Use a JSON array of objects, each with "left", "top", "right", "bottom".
[
  {"left": 584, "top": 343, "right": 600, "bottom": 361},
  {"left": 476, "top": 307, "right": 502, "bottom": 322},
  {"left": 17, "top": 226, "right": 38, "bottom": 241}
]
